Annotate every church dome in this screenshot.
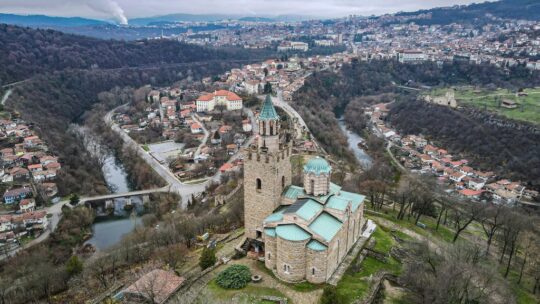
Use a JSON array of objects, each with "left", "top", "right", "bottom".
[{"left": 304, "top": 157, "right": 331, "bottom": 175}]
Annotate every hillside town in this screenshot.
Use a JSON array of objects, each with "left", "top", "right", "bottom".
[
  {"left": 0, "top": 117, "right": 59, "bottom": 253},
  {"left": 112, "top": 50, "right": 355, "bottom": 181},
  {"left": 167, "top": 14, "right": 540, "bottom": 71},
  {"left": 367, "top": 103, "right": 537, "bottom": 205}
]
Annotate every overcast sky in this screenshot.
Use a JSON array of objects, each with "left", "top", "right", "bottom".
[{"left": 0, "top": 0, "right": 482, "bottom": 24}]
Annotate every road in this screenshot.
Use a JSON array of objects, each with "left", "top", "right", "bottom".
[
  {"left": 105, "top": 105, "right": 208, "bottom": 207},
  {"left": 192, "top": 113, "right": 209, "bottom": 159},
  {"left": 1, "top": 79, "right": 30, "bottom": 89},
  {"left": 265, "top": 90, "right": 325, "bottom": 153},
  {"left": 1, "top": 89, "right": 12, "bottom": 106},
  {"left": 386, "top": 142, "right": 406, "bottom": 172},
  {"left": 104, "top": 105, "right": 258, "bottom": 207}
]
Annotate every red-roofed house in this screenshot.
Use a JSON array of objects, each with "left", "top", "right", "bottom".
[
  {"left": 44, "top": 162, "right": 61, "bottom": 171},
  {"left": 450, "top": 172, "right": 466, "bottom": 183},
  {"left": 121, "top": 269, "right": 185, "bottom": 304},
  {"left": 196, "top": 90, "right": 242, "bottom": 112},
  {"left": 459, "top": 189, "right": 483, "bottom": 199},
  {"left": 190, "top": 123, "right": 203, "bottom": 134},
  {"left": 27, "top": 164, "right": 43, "bottom": 172},
  {"left": 19, "top": 199, "right": 35, "bottom": 213},
  {"left": 219, "top": 162, "right": 234, "bottom": 173}
]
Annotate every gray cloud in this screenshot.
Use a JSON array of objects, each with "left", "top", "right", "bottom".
[{"left": 0, "top": 0, "right": 479, "bottom": 23}]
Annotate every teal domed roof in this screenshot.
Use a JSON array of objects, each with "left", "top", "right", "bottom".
[{"left": 304, "top": 156, "right": 331, "bottom": 175}]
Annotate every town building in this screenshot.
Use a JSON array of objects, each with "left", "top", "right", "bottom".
[
  {"left": 243, "top": 96, "right": 366, "bottom": 284},
  {"left": 278, "top": 41, "right": 309, "bottom": 52},
  {"left": 195, "top": 90, "right": 243, "bottom": 112},
  {"left": 397, "top": 50, "right": 426, "bottom": 64}
]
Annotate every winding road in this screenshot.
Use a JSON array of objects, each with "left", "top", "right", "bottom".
[{"left": 105, "top": 105, "right": 209, "bottom": 208}]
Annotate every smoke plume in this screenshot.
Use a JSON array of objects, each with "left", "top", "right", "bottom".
[{"left": 86, "top": 0, "right": 128, "bottom": 24}]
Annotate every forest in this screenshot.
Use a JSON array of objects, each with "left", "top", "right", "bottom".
[
  {"left": 0, "top": 24, "right": 272, "bottom": 84},
  {"left": 392, "top": 0, "right": 540, "bottom": 25}
]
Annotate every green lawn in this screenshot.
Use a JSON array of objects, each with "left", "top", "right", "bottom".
[
  {"left": 371, "top": 225, "right": 396, "bottom": 253},
  {"left": 366, "top": 208, "right": 457, "bottom": 243},
  {"left": 427, "top": 87, "right": 540, "bottom": 124},
  {"left": 336, "top": 256, "right": 401, "bottom": 303},
  {"left": 336, "top": 221, "right": 402, "bottom": 303},
  {"left": 206, "top": 279, "right": 289, "bottom": 303}
]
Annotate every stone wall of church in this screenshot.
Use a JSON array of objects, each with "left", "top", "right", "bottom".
[
  {"left": 324, "top": 214, "right": 352, "bottom": 280},
  {"left": 276, "top": 237, "right": 308, "bottom": 282},
  {"left": 303, "top": 172, "right": 329, "bottom": 196},
  {"left": 306, "top": 248, "right": 327, "bottom": 284},
  {"left": 244, "top": 146, "right": 292, "bottom": 239},
  {"left": 264, "top": 234, "right": 277, "bottom": 270}
]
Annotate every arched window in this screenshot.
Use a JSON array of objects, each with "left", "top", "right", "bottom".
[
  {"left": 256, "top": 178, "right": 262, "bottom": 190},
  {"left": 312, "top": 268, "right": 316, "bottom": 275},
  {"left": 269, "top": 121, "right": 274, "bottom": 135},
  {"left": 282, "top": 176, "right": 286, "bottom": 189},
  {"left": 310, "top": 179, "right": 315, "bottom": 194},
  {"left": 268, "top": 252, "right": 271, "bottom": 260},
  {"left": 283, "top": 264, "right": 291, "bottom": 274}
]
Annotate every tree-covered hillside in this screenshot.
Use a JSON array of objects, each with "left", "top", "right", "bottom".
[
  {"left": 393, "top": 0, "right": 540, "bottom": 25},
  {"left": 0, "top": 24, "right": 270, "bottom": 84}
]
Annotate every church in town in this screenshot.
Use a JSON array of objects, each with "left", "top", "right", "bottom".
[{"left": 243, "top": 95, "right": 366, "bottom": 284}]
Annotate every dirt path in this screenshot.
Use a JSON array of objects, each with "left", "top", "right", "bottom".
[{"left": 236, "top": 259, "right": 323, "bottom": 304}]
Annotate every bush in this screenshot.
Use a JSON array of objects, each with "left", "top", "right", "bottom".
[
  {"left": 320, "top": 285, "right": 341, "bottom": 304},
  {"left": 65, "top": 255, "right": 83, "bottom": 276},
  {"left": 215, "top": 265, "right": 252, "bottom": 289},
  {"left": 199, "top": 247, "right": 217, "bottom": 270}
]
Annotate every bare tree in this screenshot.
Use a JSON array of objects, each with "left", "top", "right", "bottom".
[
  {"left": 155, "top": 243, "right": 188, "bottom": 270},
  {"left": 517, "top": 229, "right": 537, "bottom": 285},
  {"left": 497, "top": 210, "right": 528, "bottom": 278},
  {"left": 400, "top": 241, "right": 514, "bottom": 304},
  {"left": 450, "top": 200, "right": 485, "bottom": 243},
  {"left": 480, "top": 203, "right": 507, "bottom": 255}
]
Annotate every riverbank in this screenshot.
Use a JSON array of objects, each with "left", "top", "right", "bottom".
[{"left": 338, "top": 117, "right": 373, "bottom": 169}]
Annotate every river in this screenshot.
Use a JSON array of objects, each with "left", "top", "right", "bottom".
[
  {"left": 337, "top": 117, "right": 373, "bottom": 169},
  {"left": 74, "top": 125, "right": 143, "bottom": 251}
]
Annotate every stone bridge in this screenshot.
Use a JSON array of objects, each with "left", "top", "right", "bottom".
[{"left": 79, "top": 186, "right": 171, "bottom": 204}]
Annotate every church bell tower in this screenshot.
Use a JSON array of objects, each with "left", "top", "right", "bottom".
[{"left": 244, "top": 95, "right": 292, "bottom": 240}]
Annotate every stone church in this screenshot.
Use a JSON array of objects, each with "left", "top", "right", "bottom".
[{"left": 244, "top": 95, "right": 366, "bottom": 284}]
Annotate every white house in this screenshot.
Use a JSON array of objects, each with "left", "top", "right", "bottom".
[
  {"left": 450, "top": 172, "right": 466, "bottom": 183},
  {"left": 468, "top": 178, "right": 486, "bottom": 191},
  {"left": 242, "top": 120, "right": 253, "bottom": 133}
]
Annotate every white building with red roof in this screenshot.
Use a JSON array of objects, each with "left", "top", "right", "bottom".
[{"left": 196, "top": 90, "right": 242, "bottom": 112}]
